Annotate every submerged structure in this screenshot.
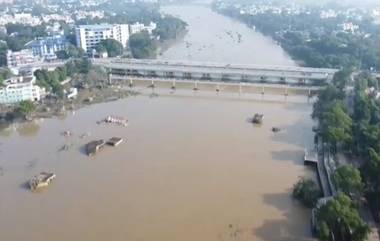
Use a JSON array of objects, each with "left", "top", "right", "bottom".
[
  {"left": 85, "top": 140, "right": 105, "bottom": 156},
  {"left": 107, "top": 137, "right": 123, "bottom": 146},
  {"left": 252, "top": 113, "right": 264, "bottom": 124},
  {"left": 29, "top": 172, "right": 56, "bottom": 191}
]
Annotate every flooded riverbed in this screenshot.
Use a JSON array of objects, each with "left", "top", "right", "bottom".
[
  {"left": 159, "top": 5, "right": 297, "bottom": 66},
  {"left": 0, "top": 95, "right": 315, "bottom": 241}
]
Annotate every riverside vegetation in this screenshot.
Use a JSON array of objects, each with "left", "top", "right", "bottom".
[
  {"left": 291, "top": 68, "right": 380, "bottom": 241},
  {"left": 213, "top": 1, "right": 380, "bottom": 70}
]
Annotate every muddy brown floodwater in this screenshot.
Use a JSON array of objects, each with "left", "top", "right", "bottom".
[{"left": 0, "top": 94, "right": 316, "bottom": 241}]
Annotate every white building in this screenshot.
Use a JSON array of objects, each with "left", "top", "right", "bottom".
[
  {"left": 75, "top": 24, "right": 130, "bottom": 54},
  {"left": 129, "top": 22, "right": 157, "bottom": 35},
  {"left": 0, "top": 76, "right": 44, "bottom": 104},
  {"left": 6, "top": 49, "right": 41, "bottom": 68}
]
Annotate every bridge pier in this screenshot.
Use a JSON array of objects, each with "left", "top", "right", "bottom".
[
  {"left": 108, "top": 73, "right": 112, "bottom": 85},
  {"left": 171, "top": 79, "right": 176, "bottom": 90},
  {"left": 193, "top": 81, "right": 199, "bottom": 91},
  {"left": 129, "top": 78, "right": 134, "bottom": 87}
]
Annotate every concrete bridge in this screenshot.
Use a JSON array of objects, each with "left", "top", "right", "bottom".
[{"left": 93, "top": 58, "right": 339, "bottom": 86}]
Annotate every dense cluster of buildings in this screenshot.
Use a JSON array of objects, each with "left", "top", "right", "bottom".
[
  {"left": 6, "top": 34, "right": 70, "bottom": 70},
  {"left": 0, "top": 0, "right": 161, "bottom": 105},
  {"left": 216, "top": 0, "right": 379, "bottom": 34}
]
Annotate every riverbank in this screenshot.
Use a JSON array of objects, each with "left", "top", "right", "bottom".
[
  {"left": 212, "top": 1, "right": 380, "bottom": 70},
  {"left": 0, "top": 85, "right": 137, "bottom": 131}
]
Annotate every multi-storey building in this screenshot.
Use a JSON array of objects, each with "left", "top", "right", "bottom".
[
  {"left": 25, "top": 35, "right": 69, "bottom": 60},
  {"left": 75, "top": 24, "right": 129, "bottom": 54},
  {"left": 0, "top": 76, "right": 44, "bottom": 104},
  {"left": 6, "top": 50, "right": 40, "bottom": 68}
]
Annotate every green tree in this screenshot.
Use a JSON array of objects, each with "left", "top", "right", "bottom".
[
  {"left": 332, "top": 69, "right": 352, "bottom": 89},
  {"left": 17, "top": 100, "right": 36, "bottom": 117},
  {"left": 332, "top": 165, "right": 364, "bottom": 197},
  {"left": 292, "top": 177, "right": 321, "bottom": 208},
  {"left": 312, "top": 85, "right": 344, "bottom": 121},
  {"left": 0, "top": 68, "right": 11, "bottom": 86},
  {"left": 76, "top": 58, "right": 91, "bottom": 74},
  {"left": 362, "top": 148, "right": 380, "bottom": 194},
  {"left": 316, "top": 193, "right": 370, "bottom": 241},
  {"left": 56, "top": 45, "right": 84, "bottom": 59},
  {"left": 0, "top": 41, "right": 8, "bottom": 67},
  {"left": 154, "top": 15, "right": 187, "bottom": 41},
  {"left": 96, "top": 39, "right": 123, "bottom": 57},
  {"left": 320, "top": 101, "right": 353, "bottom": 151},
  {"left": 129, "top": 31, "right": 157, "bottom": 59}
]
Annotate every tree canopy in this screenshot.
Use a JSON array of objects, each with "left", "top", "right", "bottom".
[
  {"left": 0, "top": 68, "right": 11, "bottom": 86},
  {"left": 0, "top": 41, "right": 8, "bottom": 67},
  {"left": 292, "top": 177, "right": 322, "bottom": 208},
  {"left": 96, "top": 39, "right": 123, "bottom": 57},
  {"left": 154, "top": 15, "right": 187, "bottom": 41},
  {"left": 319, "top": 101, "right": 353, "bottom": 151},
  {"left": 316, "top": 193, "right": 370, "bottom": 241},
  {"left": 333, "top": 165, "right": 364, "bottom": 197},
  {"left": 129, "top": 31, "right": 157, "bottom": 59},
  {"left": 17, "top": 100, "right": 36, "bottom": 117}
]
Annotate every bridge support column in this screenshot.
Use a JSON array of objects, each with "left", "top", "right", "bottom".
[
  {"left": 171, "top": 79, "right": 176, "bottom": 90},
  {"left": 261, "top": 86, "right": 265, "bottom": 95},
  {"left": 108, "top": 73, "right": 112, "bottom": 85},
  {"left": 129, "top": 78, "right": 133, "bottom": 87},
  {"left": 193, "top": 81, "right": 198, "bottom": 91}
]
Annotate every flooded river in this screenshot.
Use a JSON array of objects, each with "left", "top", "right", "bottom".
[
  {"left": 159, "top": 5, "right": 297, "bottom": 66},
  {"left": 0, "top": 95, "right": 315, "bottom": 241},
  {"left": 0, "top": 3, "right": 316, "bottom": 241}
]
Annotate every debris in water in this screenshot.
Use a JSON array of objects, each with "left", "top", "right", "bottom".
[
  {"left": 29, "top": 172, "right": 56, "bottom": 191},
  {"left": 61, "top": 130, "right": 73, "bottom": 137},
  {"left": 79, "top": 132, "right": 91, "bottom": 139},
  {"left": 98, "top": 116, "right": 128, "bottom": 127},
  {"left": 252, "top": 113, "right": 264, "bottom": 124},
  {"left": 272, "top": 127, "right": 281, "bottom": 133}
]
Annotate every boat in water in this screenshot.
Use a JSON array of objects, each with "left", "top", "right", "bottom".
[
  {"left": 252, "top": 113, "right": 264, "bottom": 124},
  {"left": 106, "top": 137, "right": 124, "bottom": 147},
  {"left": 29, "top": 172, "right": 56, "bottom": 191},
  {"left": 99, "top": 116, "right": 128, "bottom": 127}
]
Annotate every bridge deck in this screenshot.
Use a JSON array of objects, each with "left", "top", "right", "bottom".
[{"left": 94, "top": 58, "right": 339, "bottom": 81}]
